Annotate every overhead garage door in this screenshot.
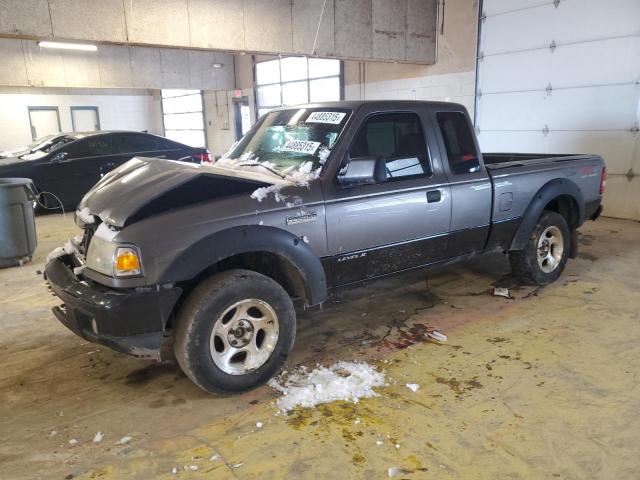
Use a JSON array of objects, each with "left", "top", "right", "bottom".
[{"left": 475, "top": 0, "right": 640, "bottom": 220}]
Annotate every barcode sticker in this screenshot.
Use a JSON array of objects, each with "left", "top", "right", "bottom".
[
  {"left": 306, "top": 111, "right": 347, "bottom": 124},
  {"left": 281, "top": 140, "right": 321, "bottom": 155}
]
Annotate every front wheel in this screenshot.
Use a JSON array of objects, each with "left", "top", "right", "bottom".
[
  {"left": 509, "top": 211, "right": 570, "bottom": 285},
  {"left": 173, "top": 269, "right": 296, "bottom": 394}
]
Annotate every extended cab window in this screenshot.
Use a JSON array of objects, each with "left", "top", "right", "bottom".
[
  {"left": 114, "top": 134, "right": 158, "bottom": 154},
  {"left": 436, "top": 112, "right": 480, "bottom": 174},
  {"left": 350, "top": 112, "right": 430, "bottom": 181}
]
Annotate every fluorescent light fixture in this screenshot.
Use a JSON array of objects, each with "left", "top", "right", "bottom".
[{"left": 38, "top": 41, "right": 97, "bottom": 52}]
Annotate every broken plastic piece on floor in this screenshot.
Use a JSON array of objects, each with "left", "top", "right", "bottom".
[
  {"left": 493, "top": 287, "right": 511, "bottom": 298},
  {"left": 406, "top": 383, "right": 420, "bottom": 392},
  {"left": 427, "top": 330, "right": 448, "bottom": 342},
  {"left": 92, "top": 431, "right": 103, "bottom": 443}
]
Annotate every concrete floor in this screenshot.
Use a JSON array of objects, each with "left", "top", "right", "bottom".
[{"left": 1, "top": 214, "right": 639, "bottom": 479}]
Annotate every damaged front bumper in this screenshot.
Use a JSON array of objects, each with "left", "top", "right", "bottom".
[{"left": 45, "top": 255, "right": 181, "bottom": 360}]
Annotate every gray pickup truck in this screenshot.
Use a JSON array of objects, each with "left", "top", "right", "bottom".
[{"left": 45, "top": 100, "right": 606, "bottom": 394}]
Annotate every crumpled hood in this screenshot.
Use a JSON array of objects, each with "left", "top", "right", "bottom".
[{"left": 79, "top": 157, "right": 283, "bottom": 227}]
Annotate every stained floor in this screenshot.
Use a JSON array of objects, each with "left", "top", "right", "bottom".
[{"left": 0, "top": 214, "right": 639, "bottom": 479}]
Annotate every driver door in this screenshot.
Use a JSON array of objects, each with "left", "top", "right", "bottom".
[{"left": 324, "top": 109, "right": 452, "bottom": 286}]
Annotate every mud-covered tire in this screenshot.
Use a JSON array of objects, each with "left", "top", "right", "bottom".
[
  {"left": 509, "top": 211, "right": 570, "bottom": 285},
  {"left": 173, "top": 269, "right": 295, "bottom": 394}
]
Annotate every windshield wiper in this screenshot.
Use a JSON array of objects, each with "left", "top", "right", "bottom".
[{"left": 237, "top": 162, "right": 287, "bottom": 179}]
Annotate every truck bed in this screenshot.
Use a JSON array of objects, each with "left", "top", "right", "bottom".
[{"left": 483, "top": 153, "right": 591, "bottom": 169}]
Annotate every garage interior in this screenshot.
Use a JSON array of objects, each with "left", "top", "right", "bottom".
[{"left": 0, "top": 1, "right": 639, "bottom": 479}]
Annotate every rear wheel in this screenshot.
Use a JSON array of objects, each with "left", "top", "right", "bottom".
[
  {"left": 509, "top": 211, "right": 570, "bottom": 285},
  {"left": 173, "top": 269, "right": 296, "bottom": 394}
]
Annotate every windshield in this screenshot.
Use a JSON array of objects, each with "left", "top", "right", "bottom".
[
  {"left": 223, "top": 108, "right": 351, "bottom": 172},
  {"left": 20, "top": 134, "right": 74, "bottom": 157},
  {"left": 27, "top": 134, "right": 58, "bottom": 150}
]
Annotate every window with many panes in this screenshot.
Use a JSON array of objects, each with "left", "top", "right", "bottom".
[
  {"left": 161, "top": 89, "right": 206, "bottom": 148},
  {"left": 350, "top": 112, "right": 431, "bottom": 182},
  {"left": 255, "top": 57, "right": 341, "bottom": 118}
]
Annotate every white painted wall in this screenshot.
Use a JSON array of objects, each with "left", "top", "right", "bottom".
[
  {"left": 0, "top": 87, "right": 163, "bottom": 151},
  {"left": 345, "top": 64, "right": 476, "bottom": 115},
  {"left": 476, "top": 0, "right": 640, "bottom": 220}
]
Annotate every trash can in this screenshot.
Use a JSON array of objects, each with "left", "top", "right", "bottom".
[{"left": 0, "top": 178, "right": 37, "bottom": 268}]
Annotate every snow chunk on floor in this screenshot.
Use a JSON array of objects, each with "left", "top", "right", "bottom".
[
  {"left": 406, "top": 383, "right": 420, "bottom": 393},
  {"left": 268, "top": 361, "right": 385, "bottom": 412},
  {"left": 388, "top": 467, "right": 410, "bottom": 477}
]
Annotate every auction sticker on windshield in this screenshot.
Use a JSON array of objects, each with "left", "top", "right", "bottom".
[
  {"left": 281, "top": 140, "right": 321, "bottom": 155},
  {"left": 306, "top": 111, "right": 347, "bottom": 124}
]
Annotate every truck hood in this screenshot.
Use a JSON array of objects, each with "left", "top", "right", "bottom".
[{"left": 79, "top": 157, "right": 283, "bottom": 227}]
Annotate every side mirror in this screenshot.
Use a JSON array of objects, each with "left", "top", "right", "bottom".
[
  {"left": 337, "top": 156, "right": 387, "bottom": 187},
  {"left": 50, "top": 152, "right": 68, "bottom": 163}
]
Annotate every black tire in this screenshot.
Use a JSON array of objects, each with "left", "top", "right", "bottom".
[
  {"left": 173, "top": 269, "right": 296, "bottom": 394},
  {"left": 509, "top": 211, "right": 571, "bottom": 285}
]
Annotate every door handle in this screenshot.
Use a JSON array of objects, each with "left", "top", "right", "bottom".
[{"left": 426, "top": 190, "right": 441, "bottom": 203}]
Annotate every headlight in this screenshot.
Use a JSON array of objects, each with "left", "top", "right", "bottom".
[
  {"left": 114, "top": 247, "right": 141, "bottom": 277},
  {"left": 85, "top": 234, "right": 117, "bottom": 276},
  {"left": 85, "top": 224, "right": 142, "bottom": 277}
]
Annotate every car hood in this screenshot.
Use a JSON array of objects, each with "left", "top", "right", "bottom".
[
  {"left": 79, "top": 157, "right": 286, "bottom": 228},
  {"left": 0, "top": 148, "right": 28, "bottom": 158}
]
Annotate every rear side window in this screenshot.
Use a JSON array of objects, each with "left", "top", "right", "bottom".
[
  {"left": 66, "top": 136, "right": 112, "bottom": 157},
  {"left": 436, "top": 112, "right": 480, "bottom": 174},
  {"left": 114, "top": 134, "right": 159, "bottom": 154},
  {"left": 350, "top": 112, "right": 431, "bottom": 181}
]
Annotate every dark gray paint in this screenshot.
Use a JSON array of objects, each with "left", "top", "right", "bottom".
[{"left": 76, "top": 100, "right": 605, "bottom": 304}]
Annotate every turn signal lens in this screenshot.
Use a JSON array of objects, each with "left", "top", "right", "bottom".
[{"left": 114, "top": 247, "right": 141, "bottom": 277}]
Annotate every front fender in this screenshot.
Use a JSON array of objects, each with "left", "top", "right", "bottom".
[
  {"left": 510, "top": 178, "right": 585, "bottom": 251},
  {"left": 159, "top": 225, "right": 328, "bottom": 305}
]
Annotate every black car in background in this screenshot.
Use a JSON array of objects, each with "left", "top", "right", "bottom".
[{"left": 0, "top": 131, "right": 210, "bottom": 210}]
